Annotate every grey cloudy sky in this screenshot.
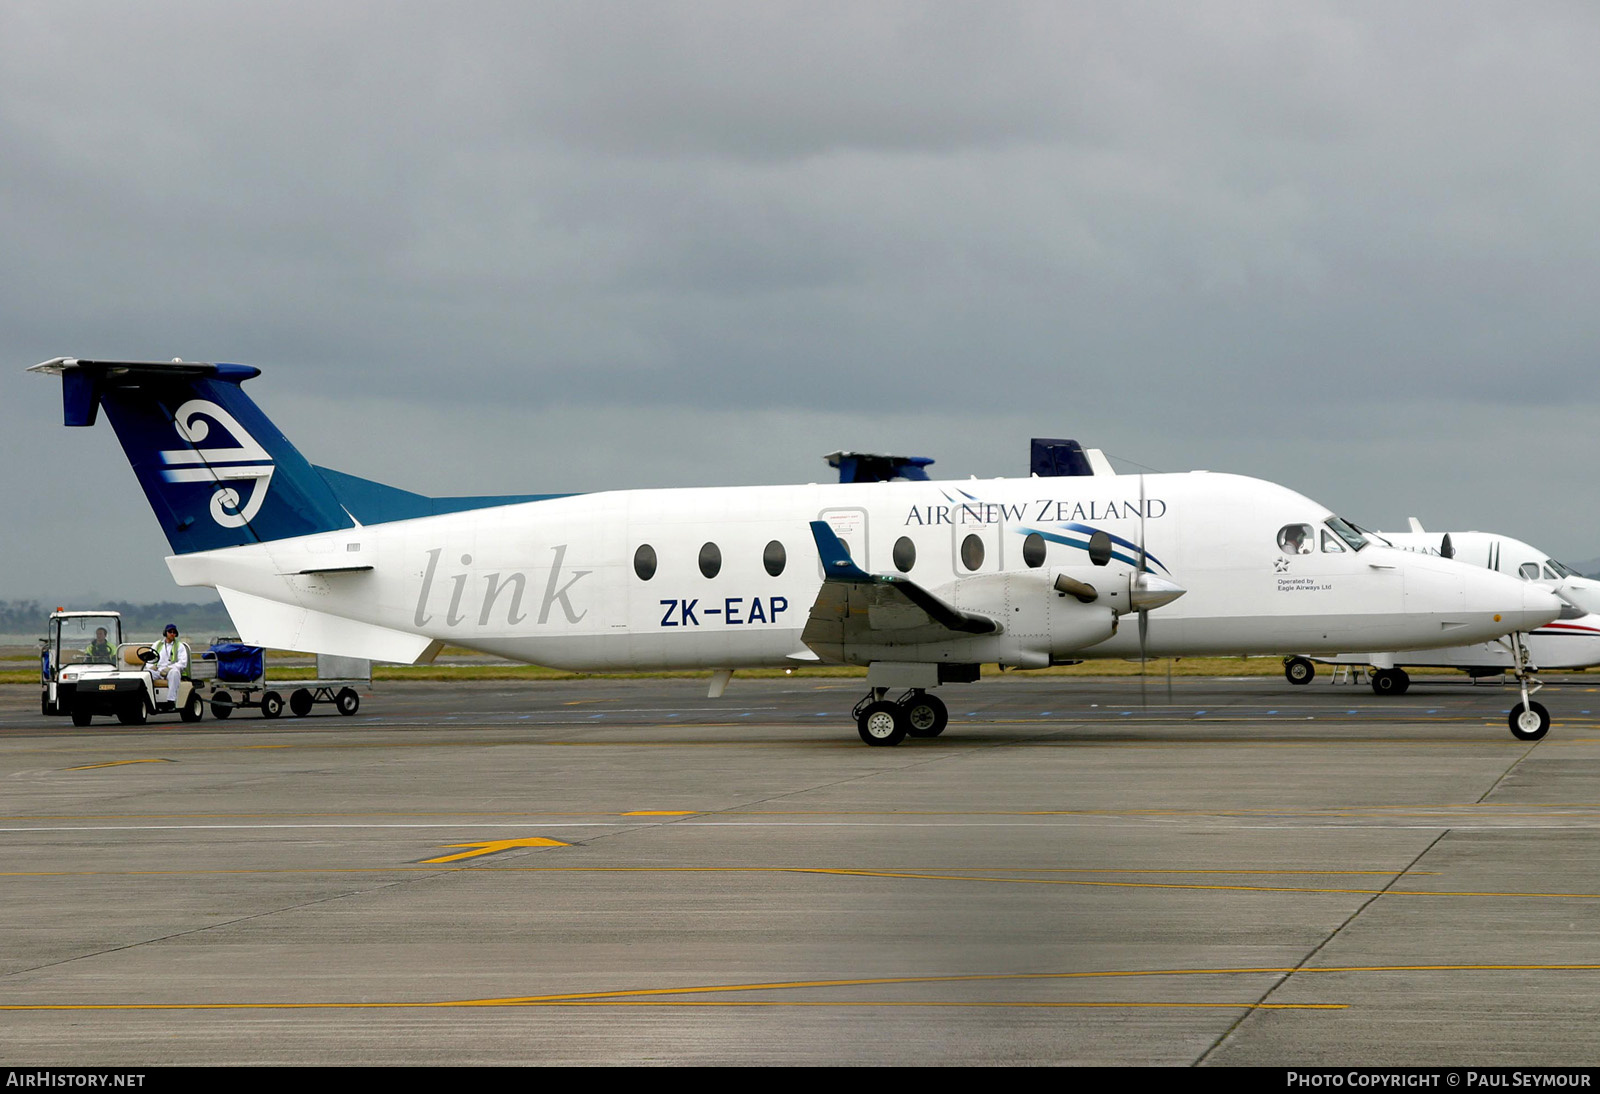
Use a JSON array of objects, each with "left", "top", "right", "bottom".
[{"left": 4, "top": 1, "right": 1600, "bottom": 603}]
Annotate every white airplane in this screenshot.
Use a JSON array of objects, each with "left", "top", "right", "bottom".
[
  {"left": 30, "top": 358, "right": 1563, "bottom": 745},
  {"left": 1283, "top": 523, "right": 1600, "bottom": 728}
]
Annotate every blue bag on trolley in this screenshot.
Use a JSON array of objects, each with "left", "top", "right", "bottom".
[{"left": 207, "top": 644, "right": 265, "bottom": 683}]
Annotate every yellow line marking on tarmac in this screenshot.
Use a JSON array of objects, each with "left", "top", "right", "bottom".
[
  {"left": 0, "top": 811, "right": 709, "bottom": 820},
  {"left": 9, "top": 962, "right": 1600, "bottom": 1013},
  {"left": 724, "top": 806, "right": 1600, "bottom": 818},
  {"left": 621, "top": 810, "right": 697, "bottom": 816},
  {"left": 64, "top": 759, "right": 173, "bottom": 771},
  {"left": 420, "top": 838, "right": 569, "bottom": 863},
  {"left": 0, "top": 999, "right": 1343, "bottom": 1013},
  {"left": 1, "top": 864, "right": 1589, "bottom": 900},
  {"left": 10, "top": 802, "right": 1600, "bottom": 821},
  {"left": 779, "top": 867, "right": 1600, "bottom": 899},
  {"left": 0, "top": 866, "right": 1435, "bottom": 879}
]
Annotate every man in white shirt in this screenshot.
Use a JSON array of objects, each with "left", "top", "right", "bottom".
[{"left": 152, "top": 624, "right": 189, "bottom": 711}]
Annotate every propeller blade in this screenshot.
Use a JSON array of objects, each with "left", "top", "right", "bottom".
[
  {"left": 1137, "top": 474, "right": 1147, "bottom": 574},
  {"left": 1138, "top": 473, "right": 1148, "bottom": 708},
  {"left": 1138, "top": 606, "right": 1148, "bottom": 708}
]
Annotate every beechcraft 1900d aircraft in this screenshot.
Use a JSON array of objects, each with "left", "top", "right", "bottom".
[{"left": 30, "top": 358, "right": 1564, "bottom": 745}]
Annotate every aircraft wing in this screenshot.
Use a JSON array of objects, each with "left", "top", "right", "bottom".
[{"left": 801, "top": 521, "right": 999, "bottom": 656}]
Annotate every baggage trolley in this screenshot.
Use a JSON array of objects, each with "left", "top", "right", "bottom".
[{"left": 200, "top": 643, "right": 370, "bottom": 719}]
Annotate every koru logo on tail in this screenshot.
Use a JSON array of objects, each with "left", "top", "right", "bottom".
[{"left": 158, "top": 400, "right": 274, "bottom": 528}]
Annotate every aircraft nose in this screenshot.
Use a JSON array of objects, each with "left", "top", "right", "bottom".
[
  {"left": 1446, "top": 562, "right": 1561, "bottom": 637},
  {"left": 1510, "top": 581, "right": 1563, "bottom": 632}
]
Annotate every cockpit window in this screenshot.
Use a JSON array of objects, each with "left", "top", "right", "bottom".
[
  {"left": 1324, "top": 516, "right": 1369, "bottom": 552},
  {"left": 1278, "top": 524, "right": 1314, "bottom": 556},
  {"left": 1320, "top": 529, "right": 1346, "bottom": 553},
  {"left": 1547, "top": 558, "right": 1578, "bottom": 579},
  {"left": 1544, "top": 565, "right": 1561, "bottom": 581},
  {"left": 1343, "top": 519, "right": 1388, "bottom": 547},
  {"left": 1519, "top": 562, "right": 1541, "bottom": 580}
]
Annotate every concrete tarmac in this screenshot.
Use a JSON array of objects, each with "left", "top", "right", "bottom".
[{"left": 2, "top": 672, "right": 1599, "bottom": 1066}]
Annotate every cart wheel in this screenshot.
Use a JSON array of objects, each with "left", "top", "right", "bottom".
[
  {"left": 289, "top": 689, "right": 314, "bottom": 717},
  {"left": 261, "top": 691, "right": 284, "bottom": 719},
  {"left": 180, "top": 691, "right": 204, "bottom": 723},
  {"left": 211, "top": 691, "right": 234, "bottom": 720},
  {"left": 335, "top": 688, "right": 360, "bottom": 716},
  {"left": 71, "top": 708, "right": 93, "bottom": 727}
]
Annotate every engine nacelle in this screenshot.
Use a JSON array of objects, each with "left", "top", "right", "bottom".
[{"left": 942, "top": 570, "right": 1120, "bottom": 668}]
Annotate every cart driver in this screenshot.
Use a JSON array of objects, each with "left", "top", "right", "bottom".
[
  {"left": 84, "top": 627, "right": 115, "bottom": 664},
  {"left": 152, "top": 624, "right": 189, "bottom": 711}
]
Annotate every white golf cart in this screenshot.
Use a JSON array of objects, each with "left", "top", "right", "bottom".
[{"left": 41, "top": 610, "right": 205, "bottom": 726}]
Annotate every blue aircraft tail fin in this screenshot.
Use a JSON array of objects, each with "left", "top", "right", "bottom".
[
  {"left": 1030, "top": 438, "right": 1094, "bottom": 478},
  {"left": 30, "top": 357, "right": 355, "bottom": 554}
]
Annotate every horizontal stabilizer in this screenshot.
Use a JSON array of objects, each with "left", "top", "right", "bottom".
[{"left": 216, "top": 587, "right": 442, "bottom": 664}]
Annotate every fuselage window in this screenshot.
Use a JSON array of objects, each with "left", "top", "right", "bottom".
[
  {"left": 1022, "top": 532, "right": 1046, "bottom": 569},
  {"left": 1519, "top": 562, "right": 1541, "bottom": 580},
  {"left": 893, "top": 536, "right": 916, "bottom": 573},
  {"left": 1278, "top": 524, "right": 1314, "bottom": 556},
  {"left": 699, "top": 542, "right": 722, "bottom": 579},
  {"left": 960, "top": 533, "right": 985, "bottom": 571},
  {"left": 633, "top": 544, "right": 657, "bottom": 581},
  {"left": 1320, "top": 529, "right": 1346, "bottom": 553},
  {"left": 763, "top": 540, "right": 786, "bottom": 577}
]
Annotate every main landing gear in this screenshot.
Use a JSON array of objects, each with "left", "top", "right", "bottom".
[
  {"left": 1283, "top": 656, "right": 1315, "bottom": 685},
  {"left": 1370, "top": 667, "right": 1410, "bottom": 696},
  {"left": 853, "top": 688, "right": 949, "bottom": 746}
]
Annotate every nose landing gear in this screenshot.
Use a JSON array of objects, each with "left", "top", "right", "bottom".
[{"left": 1505, "top": 633, "right": 1550, "bottom": 742}]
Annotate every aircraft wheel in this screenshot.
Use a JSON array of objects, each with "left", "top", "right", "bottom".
[
  {"left": 289, "top": 689, "right": 313, "bottom": 717},
  {"left": 261, "top": 691, "right": 284, "bottom": 719},
  {"left": 211, "top": 691, "right": 234, "bottom": 720},
  {"left": 70, "top": 708, "right": 93, "bottom": 727},
  {"left": 1509, "top": 701, "right": 1550, "bottom": 742},
  {"left": 335, "top": 688, "right": 360, "bottom": 716},
  {"left": 180, "top": 691, "right": 204, "bottom": 723},
  {"left": 902, "top": 692, "right": 948, "bottom": 738},
  {"left": 857, "top": 700, "right": 908, "bottom": 746},
  {"left": 1284, "top": 657, "right": 1315, "bottom": 686},
  {"left": 117, "top": 700, "right": 146, "bottom": 726},
  {"left": 1370, "top": 669, "right": 1410, "bottom": 696}
]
